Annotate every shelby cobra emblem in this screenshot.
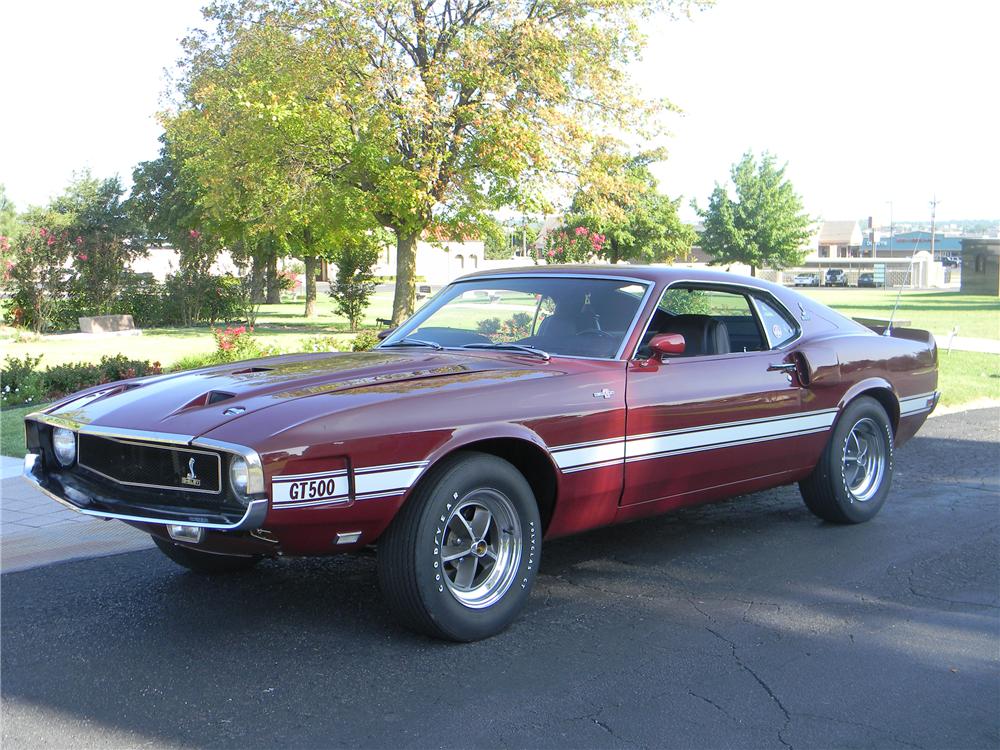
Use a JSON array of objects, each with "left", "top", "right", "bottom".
[{"left": 181, "top": 457, "right": 201, "bottom": 488}]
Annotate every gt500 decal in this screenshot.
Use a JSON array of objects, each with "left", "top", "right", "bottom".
[
  {"left": 271, "top": 460, "right": 430, "bottom": 510},
  {"left": 272, "top": 471, "right": 349, "bottom": 507}
]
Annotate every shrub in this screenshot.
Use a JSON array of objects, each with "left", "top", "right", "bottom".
[
  {"left": 329, "top": 243, "right": 379, "bottom": 330},
  {"left": 476, "top": 318, "right": 502, "bottom": 335},
  {"left": 0, "top": 354, "right": 162, "bottom": 406},
  {"left": 350, "top": 331, "right": 379, "bottom": 351},
  {"left": 212, "top": 325, "right": 269, "bottom": 363},
  {"left": 3, "top": 226, "right": 74, "bottom": 332},
  {"left": 300, "top": 335, "right": 348, "bottom": 353}
]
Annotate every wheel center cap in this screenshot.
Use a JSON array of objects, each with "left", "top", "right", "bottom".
[{"left": 473, "top": 540, "right": 488, "bottom": 557}]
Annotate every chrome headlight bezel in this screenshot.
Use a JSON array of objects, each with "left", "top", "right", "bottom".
[
  {"left": 52, "top": 427, "right": 77, "bottom": 467},
  {"left": 229, "top": 455, "right": 250, "bottom": 505}
]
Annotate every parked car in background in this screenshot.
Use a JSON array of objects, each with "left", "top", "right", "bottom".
[
  {"left": 793, "top": 273, "right": 820, "bottom": 287},
  {"left": 825, "top": 269, "right": 848, "bottom": 287},
  {"left": 23, "top": 266, "right": 939, "bottom": 641},
  {"left": 942, "top": 256, "right": 961, "bottom": 268},
  {"left": 858, "top": 272, "right": 884, "bottom": 288}
]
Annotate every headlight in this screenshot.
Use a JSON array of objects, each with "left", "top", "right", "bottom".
[
  {"left": 229, "top": 456, "right": 250, "bottom": 503},
  {"left": 52, "top": 427, "right": 77, "bottom": 467}
]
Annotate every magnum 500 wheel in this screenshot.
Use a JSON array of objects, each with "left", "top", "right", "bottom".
[
  {"left": 799, "top": 396, "right": 894, "bottom": 524},
  {"left": 377, "top": 452, "right": 541, "bottom": 642}
]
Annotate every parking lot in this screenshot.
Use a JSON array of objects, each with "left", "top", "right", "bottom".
[{"left": 2, "top": 408, "right": 998, "bottom": 749}]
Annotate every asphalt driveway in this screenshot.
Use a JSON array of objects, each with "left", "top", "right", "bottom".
[{"left": 2, "top": 409, "right": 998, "bottom": 749}]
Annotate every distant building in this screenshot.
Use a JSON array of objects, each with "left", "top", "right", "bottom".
[
  {"left": 960, "top": 239, "right": 1000, "bottom": 296},
  {"left": 816, "top": 221, "right": 864, "bottom": 258},
  {"left": 865, "top": 231, "right": 963, "bottom": 259}
]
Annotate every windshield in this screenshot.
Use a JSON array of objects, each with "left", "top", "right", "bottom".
[{"left": 381, "top": 276, "right": 650, "bottom": 359}]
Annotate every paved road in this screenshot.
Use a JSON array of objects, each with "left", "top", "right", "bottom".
[{"left": 3, "top": 409, "right": 998, "bottom": 749}]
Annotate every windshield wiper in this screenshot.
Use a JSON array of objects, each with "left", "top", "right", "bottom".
[
  {"left": 382, "top": 337, "right": 443, "bottom": 350},
  {"left": 462, "top": 342, "right": 550, "bottom": 360}
]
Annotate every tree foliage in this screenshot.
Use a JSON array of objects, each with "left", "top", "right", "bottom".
[
  {"left": 562, "top": 146, "right": 695, "bottom": 263},
  {"left": 695, "top": 151, "right": 813, "bottom": 275},
  {"left": 329, "top": 236, "right": 382, "bottom": 331},
  {"left": 169, "top": 0, "right": 700, "bottom": 323}
]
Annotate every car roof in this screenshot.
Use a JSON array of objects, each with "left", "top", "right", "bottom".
[{"left": 455, "top": 264, "right": 792, "bottom": 295}]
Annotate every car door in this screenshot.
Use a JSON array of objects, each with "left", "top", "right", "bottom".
[{"left": 621, "top": 284, "right": 824, "bottom": 508}]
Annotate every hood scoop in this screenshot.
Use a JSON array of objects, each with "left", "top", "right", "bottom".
[{"left": 172, "top": 390, "right": 236, "bottom": 415}]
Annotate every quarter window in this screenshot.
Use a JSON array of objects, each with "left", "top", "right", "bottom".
[{"left": 753, "top": 296, "right": 799, "bottom": 347}]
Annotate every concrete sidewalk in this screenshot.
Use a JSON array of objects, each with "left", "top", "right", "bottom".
[
  {"left": 933, "top": 333, "right": 1000, "bottom": 354},
  {"left": 1, "top": 456, "right": 152, "bottom": 573}
]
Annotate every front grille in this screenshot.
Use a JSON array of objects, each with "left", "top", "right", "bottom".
[{"left": 77, "top": 434, "right": 222, "bottom": 494}]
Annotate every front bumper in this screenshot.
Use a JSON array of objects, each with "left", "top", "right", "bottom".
[{"left": 23, "top": 452, "right": 269, "bottom": 530}]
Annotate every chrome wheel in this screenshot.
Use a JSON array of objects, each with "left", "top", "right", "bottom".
[
  {"left": 440, "top": 489, "right": 522, "bottom": 609},
  {"left": 842, "top": 417, "right": 886, "bottom": 502}
]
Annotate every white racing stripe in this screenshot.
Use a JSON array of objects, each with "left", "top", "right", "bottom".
[
  {"left": 551, "top": 408, "right": 838, "bottom": 472},
  {"left": 625, "top": 411, "right": 837, "bottom": 462},
  {"left": 551, "top": 440, "right": 625, "bottom": 471},
  {"left": 899, "top": 392, "right": 937, "bottom": 416}
]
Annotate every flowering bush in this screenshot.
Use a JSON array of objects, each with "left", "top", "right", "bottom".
[
  {"left": 3, "top": 226, "right": 74, "bottom": 332},
  {"left": 1, "top": 354, "right": 162, "bottom": 407},
  {"left": 542, "top": 226, "right": 606, "bottom": 264},
  {"left": 211, "top": 325, "right": 267, "bottom": 363}
]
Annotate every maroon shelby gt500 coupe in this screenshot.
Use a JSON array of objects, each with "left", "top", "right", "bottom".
[{"left": 24, "top": 266, "right": 938, "bottom": 640}]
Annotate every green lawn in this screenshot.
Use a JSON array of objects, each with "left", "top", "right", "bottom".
[
  {"left": 799, "top": 289, "right": 1000, "bottom": 340},
  {"left": 1, "top": 403, "right": 37, "bottom": 459},
  {"left": 938, "top": 349, "right": 1000, "bottom": 407},
  {"left": 0, "top": 293, "right": 395, "bottom": 369}
]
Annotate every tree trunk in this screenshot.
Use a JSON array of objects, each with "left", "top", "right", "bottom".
[
  {"left": 304, "top": 255, "right": 318, "bottom": 318},
  {"left": 391, "top": 229, "right": 418, "bottom": 324},
  {"left": 266, "top": 253, "right": 281, "bottom": 304},
  {"left": 750, "top": 264, "right": 757, "bottom": 277},
  {"left": 250, "top": 254, "right": 266, "bottom": 304}
]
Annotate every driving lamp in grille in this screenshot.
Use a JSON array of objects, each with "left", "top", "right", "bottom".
[{"left": 52, "top": 427, "right": 77, "bottom": 467}]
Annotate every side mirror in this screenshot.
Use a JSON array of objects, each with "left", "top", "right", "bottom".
[
  {"left": 649, "top": 333, "right": 685, "bottom": 357},
  {"left": 376, "top": 327, "right": 396, "bottom": 341}
]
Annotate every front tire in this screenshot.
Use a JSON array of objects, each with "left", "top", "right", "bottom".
[
  {"left": 377, "top": 452, "right": 541, "bottom": 642},
  {"left": 152, "top": 536, "right": 261, "bottom": 574},
  {"left": 799, "top": 396, "right": 894, "bottom": 523}
]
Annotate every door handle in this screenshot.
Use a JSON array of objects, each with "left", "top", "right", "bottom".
[{"left": 767, "top": 362, "right": 797, "bottom": 374}]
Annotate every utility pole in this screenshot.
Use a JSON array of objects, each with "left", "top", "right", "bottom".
[{"left": 929, "top": 195, "right": 940, "bottom": 260}]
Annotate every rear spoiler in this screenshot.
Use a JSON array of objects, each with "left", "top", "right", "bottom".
[{"left": 853, "top": 318, "right": 935, "bottom": 345}]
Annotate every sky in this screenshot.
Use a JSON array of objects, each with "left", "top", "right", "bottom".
[{"left": 1, "top": 0, "right": 997, "bottom": 225}]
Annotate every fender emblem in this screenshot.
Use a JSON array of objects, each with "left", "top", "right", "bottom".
[{"left": 592, "top": 388, "right": 615, "bottom": 399}]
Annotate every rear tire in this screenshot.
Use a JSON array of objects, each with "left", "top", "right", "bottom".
[
  {"left": 799, "top": 396, "right": 894, "bottom": 524},
  {"left": 377, "top": 452, "right": 541, "bottom": 642},
  {"left": 153, "top": 536, "right": 261, "bottom": 574}
]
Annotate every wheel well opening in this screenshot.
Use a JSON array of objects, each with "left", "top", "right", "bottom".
[
  {"left": 449, "top": 438, "right": 557, "bottom": 533},
  {"left": 856, "top": 387, "right": 900, "bottom": 433}
]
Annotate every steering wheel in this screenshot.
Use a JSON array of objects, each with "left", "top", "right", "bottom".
[{"left": 575, "top": 328, "right": 614, "bottom": 339}]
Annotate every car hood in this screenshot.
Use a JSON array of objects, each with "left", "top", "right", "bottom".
[{"left": 43, "top": 349, "right": 544, "bottom": 439}]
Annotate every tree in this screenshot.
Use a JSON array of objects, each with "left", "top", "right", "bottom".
[
  {"left": 562, "top": 147, "right": 696, "bottom": 264},
  {"left": 329, "top": 236, "right": 382, "bottom": 331},
  {"left": 170, "top": 0, "right": 700, "bottom": 323},
  {"left": 48, "top": 172, "right": 147, "bottom": 315},
  {"left": 695, "top": 151, "right": 813, "bottom": 276}
]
